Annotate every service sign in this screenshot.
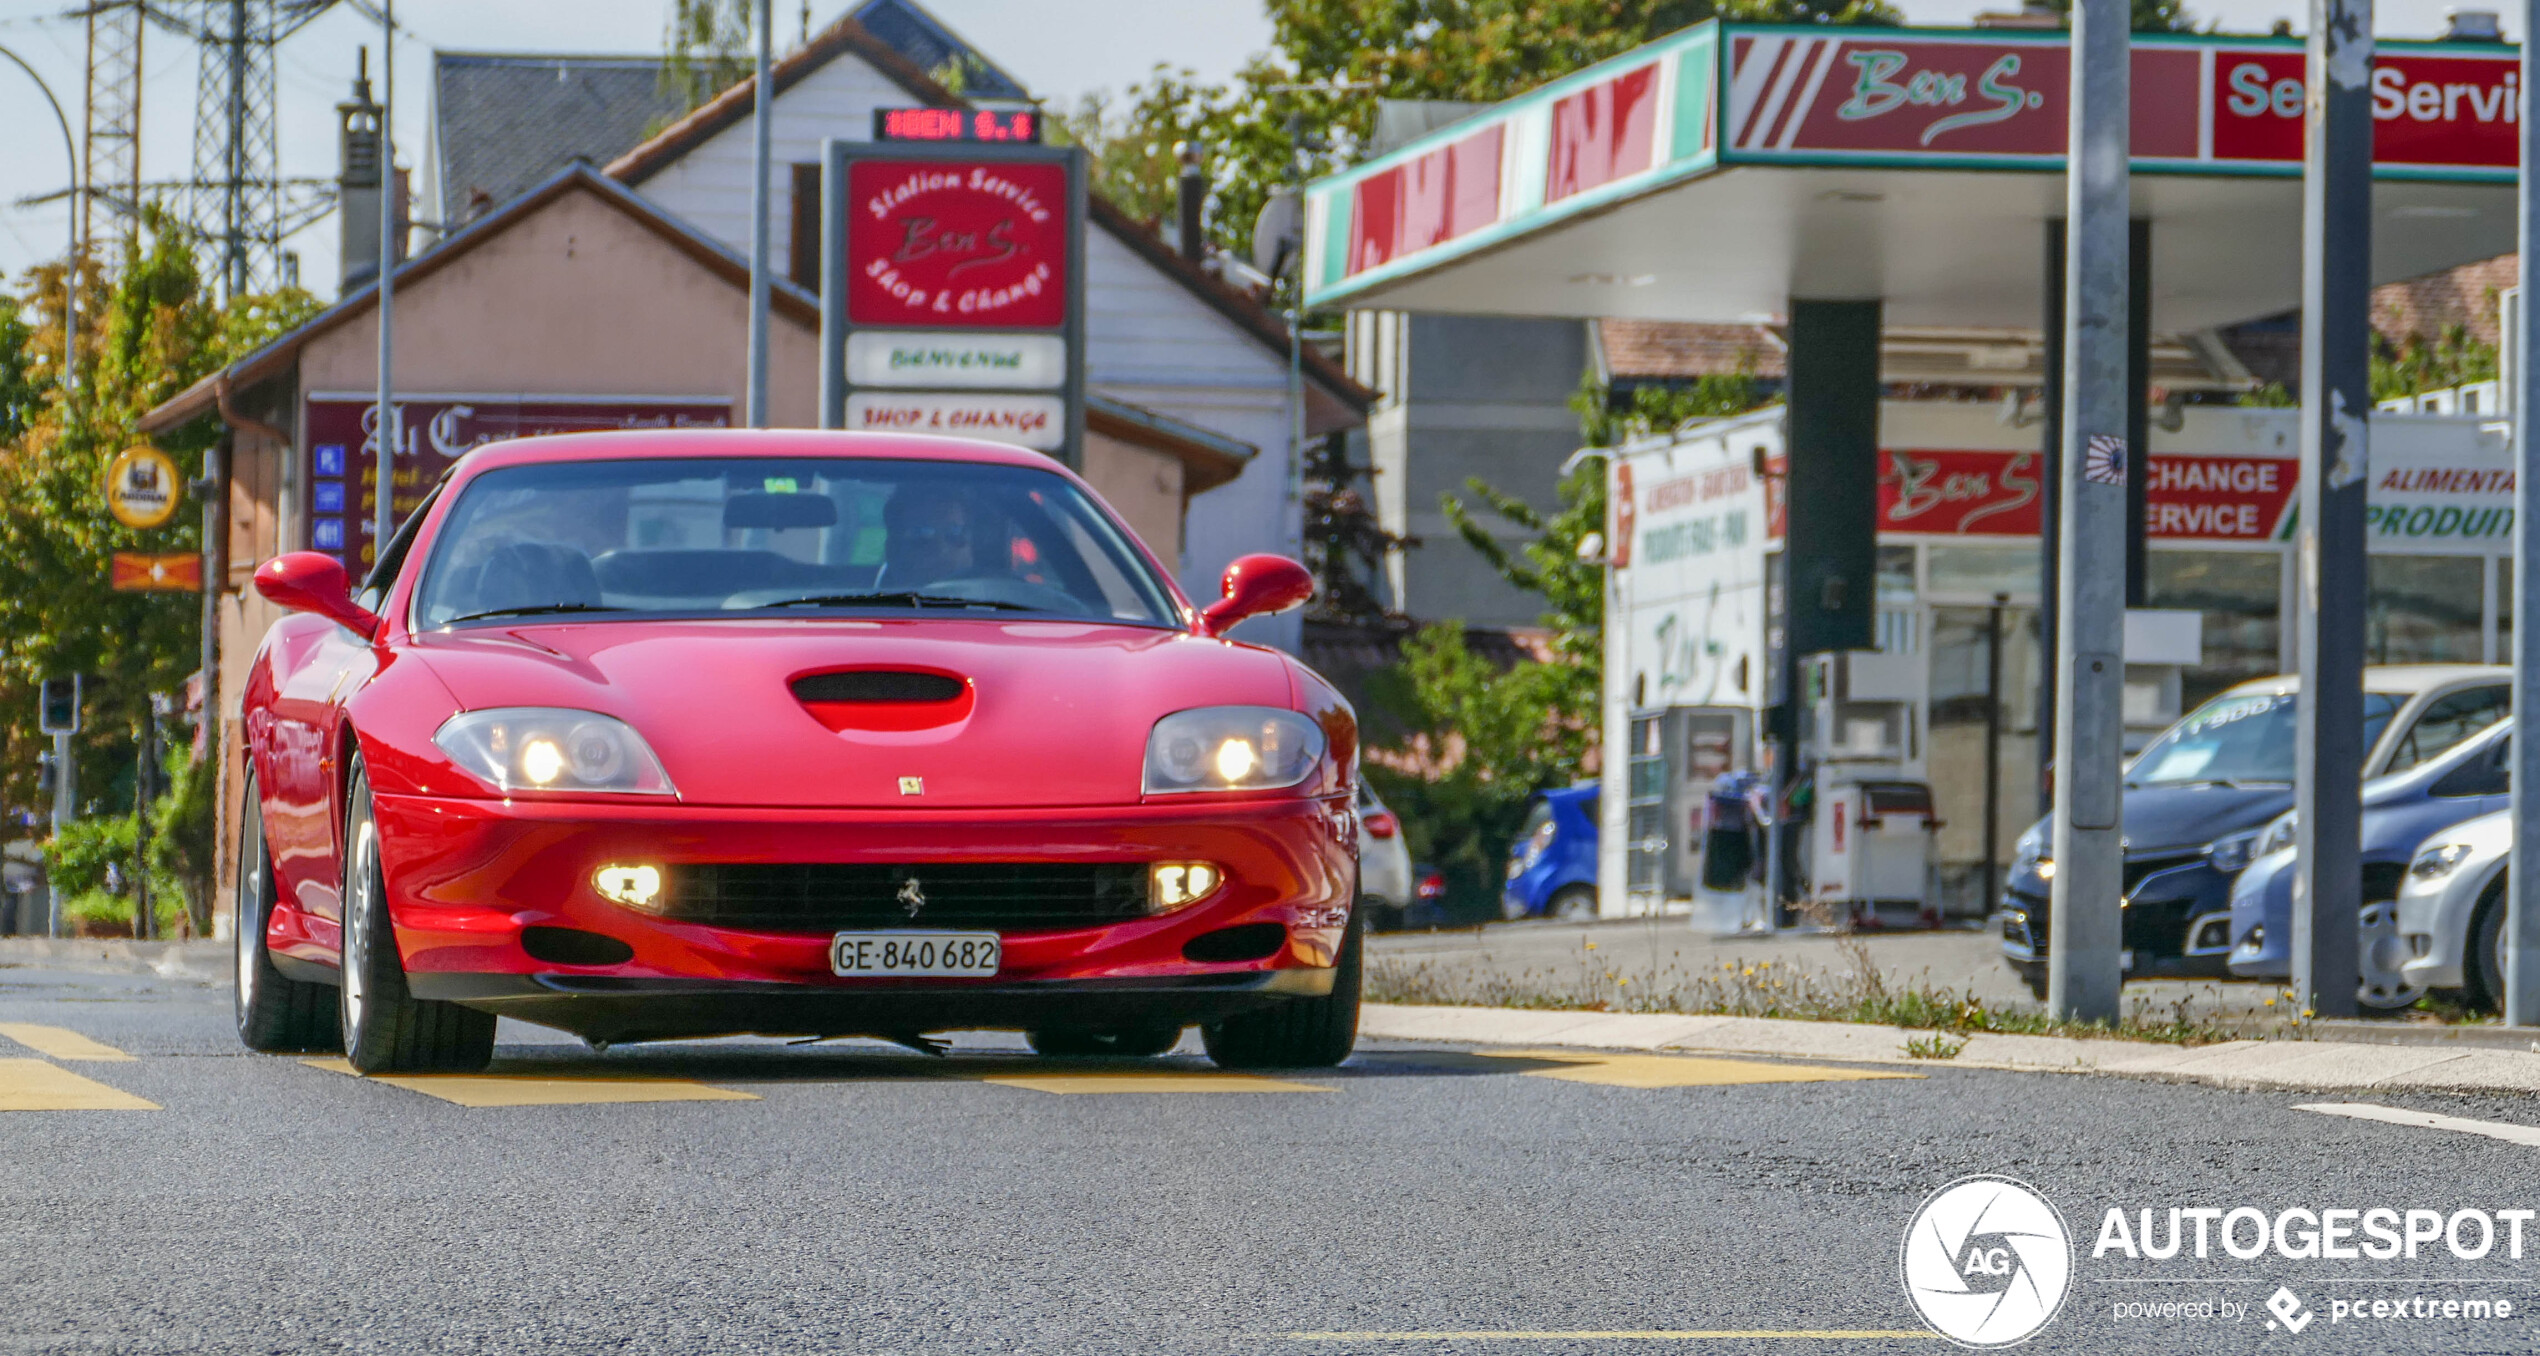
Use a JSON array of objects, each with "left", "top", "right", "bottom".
[
  {"left": 845, "top": 159, "right": 1069, "bottom": 329},
  {"left": 845, "top": 331, "right": 1066, "bottom": 390},
  {"left": 111, "top": 552, "right": 201, "bottom": 592},
  {"left": 300, "top": 396, "right": 730, "bottom": 568},
  {"left": 105, "top": 446, "right": 182, "bottom": 530}
]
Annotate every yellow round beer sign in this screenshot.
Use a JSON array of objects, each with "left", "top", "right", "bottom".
[{"left": 105, "top": 445, "right": 182, "bottom": 530}]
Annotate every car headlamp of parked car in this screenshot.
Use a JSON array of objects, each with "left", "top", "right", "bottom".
[
  {"left": 1143, "top": 706, "right": 1325, "bottom": 794},
  {"left": 2205, "top": 829, "right": 2264, "bottom": 875},
  {"left": 434, "top": 708, "right": 678, "bottom": 796},
  {"left": 2011, "top": 824, "right": 2052, "bottom": 881},
  {"left": 2257, "top": 811, "right": 2297, "bottom": 858},
  {"left": 2410, "top": 841, "right": 2478, "bottom": 881}
]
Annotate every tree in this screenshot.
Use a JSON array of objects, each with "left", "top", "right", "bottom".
[
  {"left": 662, "top": 0, "right": 754, "bottom": 116},
  {"left": 0, "top": 209, "right": 318, "bottom": 927},
  {"left": 1302, "top": 432, "right": 1413, "bottom": 625}
]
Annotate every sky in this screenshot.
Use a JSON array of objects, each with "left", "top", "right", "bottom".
[{"left": 0, "top": 0, "right": 2513, "bottom": 295}]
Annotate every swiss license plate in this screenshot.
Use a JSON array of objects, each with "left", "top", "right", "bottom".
[{"left": 829, "top": 931, "right": 1000, "bottom": 977}]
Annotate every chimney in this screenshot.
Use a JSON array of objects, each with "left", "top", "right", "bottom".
[
  {"left": 337, "top": 48, "right": 385, "bottom": 295},
  {"left": 1175, "top": 141, "right": 1205, "bottom": 264}
]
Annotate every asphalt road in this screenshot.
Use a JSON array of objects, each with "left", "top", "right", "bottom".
[{"left": 7, "top": 953, "right": 2540, "bottom": 1355}]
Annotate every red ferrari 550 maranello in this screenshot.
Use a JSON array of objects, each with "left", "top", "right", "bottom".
[{"left": 237, "top": 430, "right": 1360, "bottom": 1074}]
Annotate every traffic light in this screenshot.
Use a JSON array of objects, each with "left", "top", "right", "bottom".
[{"left": 37, "top": 677, "right": 79, "bottom": 736}]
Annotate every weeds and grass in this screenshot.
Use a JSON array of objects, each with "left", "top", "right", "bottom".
[
  {"left": 1904, "top": 1032, "right": 1967, "bottom": 1060},
  {"left": 1363, "top": 930, "right": 2243, "bottom": 1046}
]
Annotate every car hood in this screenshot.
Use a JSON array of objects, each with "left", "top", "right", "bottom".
[
  {"left": 407, "top": 619, "right": 1297, "bottom": 808},
  {"left": 2031, "top": 783, "right": 2291, "bottom": 858}
]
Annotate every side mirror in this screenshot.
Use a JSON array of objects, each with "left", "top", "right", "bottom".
[
  {"left": 253, "top": 552, "right": 384, "bottom": 639},
  {"left": 1200, "top": 554, "right": 1314, "bottom": 637}
]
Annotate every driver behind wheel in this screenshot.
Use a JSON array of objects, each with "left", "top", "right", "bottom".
[{"left": 878, "top": 484, "right": 978, "bottom": 590}]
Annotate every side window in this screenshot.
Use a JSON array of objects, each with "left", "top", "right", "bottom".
[
  {"left": 2385, "top": 686, "right": 2512, "bottom": 775},
  {"left": 2433, "top": 733, "right": 2513, "bottom": 799}
]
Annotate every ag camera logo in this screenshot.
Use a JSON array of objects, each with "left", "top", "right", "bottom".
[{"left": 1901, "top": 1175, "right": 2074, "bottom": 1347}]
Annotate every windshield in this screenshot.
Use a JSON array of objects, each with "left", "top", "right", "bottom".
[
  {"left": 2127, "top": 690, "right": 2403, "bottom": 787},
  {"left": 413, "top": 457, "right": 1179, "bottom": 628}
]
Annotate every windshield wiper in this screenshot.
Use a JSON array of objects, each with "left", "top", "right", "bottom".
[
  {"left": 441, "top": 602, "right": 627, "bottom": 625},
  {"left": 748, "top": 591, "right": 1035, "bottom": 612}
]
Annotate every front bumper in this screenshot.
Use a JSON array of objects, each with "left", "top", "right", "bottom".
[
  {"left": 1998, "top": 851, "right": 2234, "bottom": 979},
  {"left": 2397, "top": 869, "right": 2486, "bottom": 991},
  {"left": 310, "top": 791, "right": 1357, "bottom": 1042}
]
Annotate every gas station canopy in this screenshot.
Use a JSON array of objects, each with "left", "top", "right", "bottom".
[{"left": 1301, "top": 24, "right": 2522, "bottom": 331}]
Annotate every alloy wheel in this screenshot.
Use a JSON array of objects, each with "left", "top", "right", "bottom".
[{"left": 2356, "top": 900, "right": 2425, "bottom": 1011}]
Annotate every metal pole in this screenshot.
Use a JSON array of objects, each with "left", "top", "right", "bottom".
[
  {"left": 48, "top": 730, "right": 73, "bottom": 938},
  {"left": 0, "top": 46, "right": 77, "bottom": 397},
  {"left": 372, "top": 0, "right": 397, "bottom": 562},
  {"left": 2291, "top": 0, "right": 2372, "bottom": 1022},
  {"left": 2046, "top": 0, "right": 2130, "bottom": 1024},
  {"left": 132, "top": 716, "right": 152, "bottom": 941},
  {"left": 818, "top": 138, "right": 846, "bottom": 430},
  {"left": 1983, "top": 592, "right": 2007, "bottom": 914},
  {"left": 2037, "top": 221, "right": 2063, "bottom": 819},
  {"left": 745, "top": 0, "right": 772, "bottom": 428},
  {"left": 2506, "top": 0, "right": 2540, "bottom": 1027}
]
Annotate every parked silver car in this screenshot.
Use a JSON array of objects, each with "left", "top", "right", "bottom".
[
  {"left": 1356, "top": 781, "right": 1415, "bottom": 931},
  {"left": 2395, "top": 805, "right": 2513, "bottom": 1008}
]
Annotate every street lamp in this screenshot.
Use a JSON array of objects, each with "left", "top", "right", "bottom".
[{"left": 0, "top": 43, "right": 79, "bottom": 397}]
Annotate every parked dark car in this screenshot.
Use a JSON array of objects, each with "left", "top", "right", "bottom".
[
  {"left": 1502, "top": 786, "right": 1600, "bottom": 921},
  {"left": 2226, "top": 718, "right": 2515, "bottom": 1008},
  {"left": 1999, "top": 665, "right": 2509, "bottom": 1000}
]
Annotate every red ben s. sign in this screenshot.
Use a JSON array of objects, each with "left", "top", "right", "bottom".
[{"left": 846, "top": 159, "right": 1068, "bottom": 329}]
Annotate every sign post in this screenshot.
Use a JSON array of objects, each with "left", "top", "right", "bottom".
[
  {"left": 818, "top": 135, "right": 1088, "bottom": 469},
  {"left": 2508, "top": 0, "right": 2540, "bottom": 1027},
  {"left": 2291, "top": 0, "right": 2373, "bottom": 1022}
]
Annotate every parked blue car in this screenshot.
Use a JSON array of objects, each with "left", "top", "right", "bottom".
[
  {"left": 2225, "top": 717, "right": 2514, "bottom": 1008},
  {"left": 1502, "top": 786, "right": 1599, "bottom": 920}
]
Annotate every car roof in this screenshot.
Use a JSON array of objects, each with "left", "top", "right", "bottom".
[
  {"left": 2221, "top": 663, "right": 2510, "bottom": 700},
  {"left": 446, "top": 428, "right": 1069, "bottom": 478}
]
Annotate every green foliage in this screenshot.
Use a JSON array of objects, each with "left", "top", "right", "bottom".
[
  {"left": 2372, "top": 321, "right": 2498, "bottom": 402},
  {"left": 150, "top": 741, "right": 218, "bottom": 921},
  {"left": 2032, "top": 0, "right": 2200, "bottom": 30},
  {"left": 0, "top": 296, "right": 44, "bottom": 442},
  {"left": 42, "top": 736, "right": 204, "bottom": 935},
  {"left": 2238, "top": 382, "right": 2297, "bottom": 408},
  {"left": 1573, "top": 365, "right": 1772, "bottom": 448},
  {"left": 661, "top": 0, "right": 753, "bottom": 115},
  {"left": 1367, "top": 462, "right": 1608, "bottom": 914}
]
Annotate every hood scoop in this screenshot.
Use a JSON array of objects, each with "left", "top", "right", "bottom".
[{"left": 792, "top": 668, "right": 973, "bottom": 733}]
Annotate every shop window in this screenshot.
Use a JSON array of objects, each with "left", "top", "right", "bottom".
[
  {"left": 1924, "top": 544, "right": 2038, "bottom": 601},
  {"left": 2366, "top": 555, "right": 2483, "bottom": 666},
  {"left": 2146, "top": 550, "right": 2281, "bottom": 712},
  {"left": 1926, "top": 604, "right": 2042, "bottom": 915}
]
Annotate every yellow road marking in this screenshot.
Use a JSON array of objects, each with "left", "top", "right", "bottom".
[
  {"left": 1480, "top": 1050, "right": 1921, "bottom": 1089},
  {"left": 1281, "top": 1331, "right": 1938, "bottom": 1341},
  {"left": 301, "top": 1059, "right": 759, "bottom": 1107},
  {"left": 982, "top": 1070, "right": 1330, "bottom": 1095},
  {"left": 0, "top": 1023, "right": 135, "bottom": 1061},
  {"left": 0, "top": 1058, "right": 157, "bottom": 1111}
]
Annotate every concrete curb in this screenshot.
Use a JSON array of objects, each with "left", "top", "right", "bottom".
[
  {"left": 0, "top": 938, "right": 227, "bottom": 981},
  {"left": 1360, "top": 1003, "right": 2540, "bottom": 1094}
]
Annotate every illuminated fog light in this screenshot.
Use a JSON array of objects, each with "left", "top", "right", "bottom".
[
  {"left": 1150, "top": 861, "right": 1224, "bottom": 912},
  {"left": 1213, "top": 738, "right": 1257, "bottom": 782},
  {"left": 520, "top": 738, "right": 567, "bottom": 786},
  {"left": 594, "top": 864, "right": 664, "bottom": 911}
]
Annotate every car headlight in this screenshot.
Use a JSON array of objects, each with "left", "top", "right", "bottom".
[
  {"left": 434, "top": 708, "right": 677, "bottom": 796},
  {"left": 1143, "top": 706, "right": 1326, "bottom": 794},
  {"left": 2205, "top": 830, "right": 2262, "bottom": 876},
  {"left": 2010, "top": 823, "right": 2051, "bottom": 882},
  {"left": 2257, "top": 811, "right": 2297, "bottom": 858},
  {"left": 2409, "top": 842, "right": 2476, "bottom": 881}
]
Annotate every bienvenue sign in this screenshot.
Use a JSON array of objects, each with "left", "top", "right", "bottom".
[{"left": 845, "top": 331, "right": 1067, "bottom": 390}]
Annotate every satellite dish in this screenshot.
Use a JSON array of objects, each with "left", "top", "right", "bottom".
[{"left": 1252, "top": 189, "right": 1302, "bottom": 277}]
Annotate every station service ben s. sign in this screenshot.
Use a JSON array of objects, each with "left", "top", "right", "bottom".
[{"left": 846, "top": 160, "right": 1068, "bottom": 330}]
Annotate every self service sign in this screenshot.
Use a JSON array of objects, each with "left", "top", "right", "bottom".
[{"left": 818, "top": 134, "right": 1088, "bottom": 466}]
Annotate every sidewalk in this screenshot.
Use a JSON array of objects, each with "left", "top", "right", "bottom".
[
  {"left": 0, "top": 937, "right": 227, "bottom": 981},
  {"left": 1359, "top": 1002, "right": 2540, "bottom": 1094}
]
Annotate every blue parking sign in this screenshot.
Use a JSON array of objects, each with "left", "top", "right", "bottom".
[{"left": 314, "top": 444, "right": 345, "bottom": 477}]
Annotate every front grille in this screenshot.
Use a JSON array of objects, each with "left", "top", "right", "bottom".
[
  {"left": 664, "top": 863, "right": 1149, "bottom": 932},
  {"left": 2122, "top": 852, "right": 2203, "bottom": 895}
]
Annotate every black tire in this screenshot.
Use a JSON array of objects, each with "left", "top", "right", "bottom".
[
  {"left": 2017, "top": 964, "right": 2049, "bottom": 1003},
  {"left": 339, "top": 763, "right": 495, "bottom": 1073},
  {"left": 1363, "top": 902, "right": 1405, "bottom": 935},
  {"left": 234, "top": 776, "right": 342, "bottom": 1054},
  {"left": 1026, "top": 1021, "right": 1183, "bottom": 1058},
  {"left": 2468, "top": 879, "right": 2509, "bottom": 1014},
  {"left": 1548, "top": 886, "right": 1598, "bottom": 922},
  {"left": 1202, "top": 904, "right": 1362, "bottom": 1070}
]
